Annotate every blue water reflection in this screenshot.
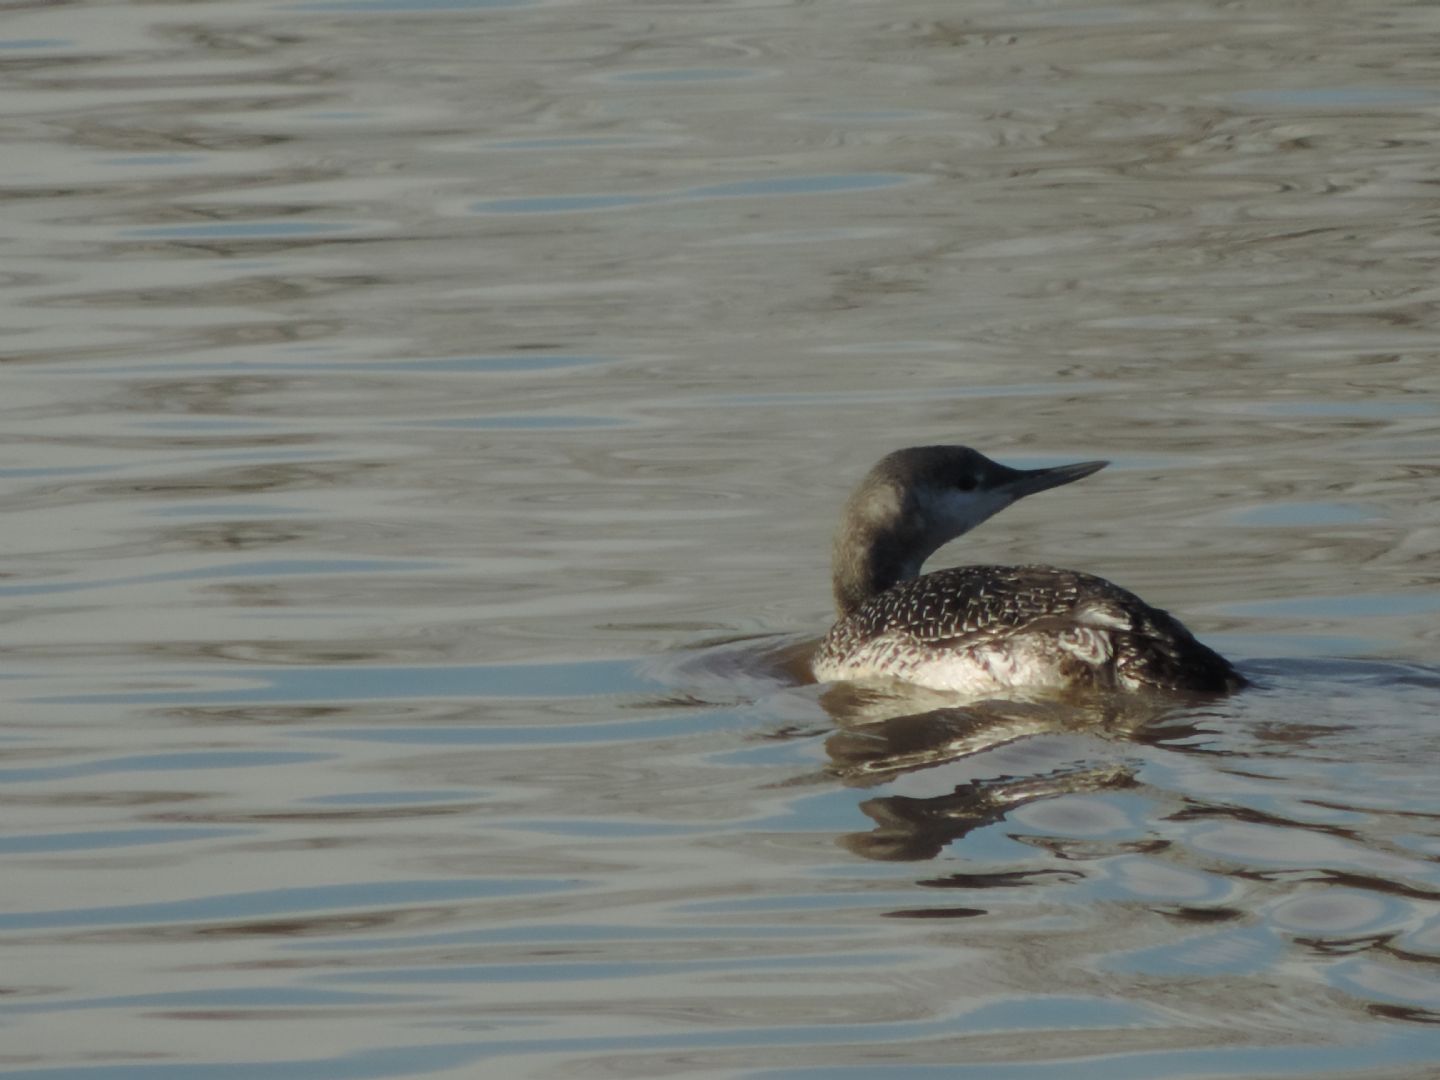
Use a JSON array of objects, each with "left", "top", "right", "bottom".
[
  {"left": 0, "top": 559, "right": 444, "bottom": 600},
  {"left": 0, "top": 878, "right": 580, "bottom": 931},
  {"left": 0, "top": 751, "right": 332, "bottom": 784},
  {"left": 470, "top": 172, "right": 911, "bottom": 214},
  {"left": 33, "top": 659, "right": 656, "bottom": 705},
  {"left": 0, "top": 828, "right": 253, "bottom": 853},
  {"left": 759, "top": 1032, "right": 1440, "bottom": 1079}
]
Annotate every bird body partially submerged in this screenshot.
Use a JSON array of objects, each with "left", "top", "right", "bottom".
[
  {"left": 816, "top": 563, "right": 1242, "bottom": 695},
  {"left": 814, "top": 446, "right": 1244, "bottom": 697}
]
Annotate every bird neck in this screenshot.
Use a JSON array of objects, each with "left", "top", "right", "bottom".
[{"left": 830, "top": 485, "right": 932, "bottom": 617}]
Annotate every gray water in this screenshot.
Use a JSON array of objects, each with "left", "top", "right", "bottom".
[{"left": 3, "top": 0, "right": 1440, "bottom": 1077}]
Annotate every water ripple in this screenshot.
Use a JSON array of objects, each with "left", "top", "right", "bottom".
[
  {"left": 468, "top": 172, "right": 914, "bottom": 214},
  {"left": 0, "top": 879, "right": 581, "bottom": 932}
]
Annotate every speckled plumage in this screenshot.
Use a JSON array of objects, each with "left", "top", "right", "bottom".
[
  {"left": 813, "top": 445, "right": 1244, "bottom": 697},
  {"left": 814, "top": 563, "right": 1242, "bottom": 695}
]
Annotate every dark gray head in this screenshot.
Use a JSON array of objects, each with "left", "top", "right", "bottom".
[{"left": 831, "top": 445, "right": 1108, "bottom": 616}]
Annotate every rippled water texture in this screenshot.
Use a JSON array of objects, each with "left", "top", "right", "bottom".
[{"left": 3, "top": 0, "right": 1440, "bottom": 1077}]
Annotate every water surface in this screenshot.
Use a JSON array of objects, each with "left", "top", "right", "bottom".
[{"left": 3, "top": 0, "right": 1439, "bottom": 1077}]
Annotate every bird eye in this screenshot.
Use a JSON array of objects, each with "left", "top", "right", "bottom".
[{"left": 955, "top": 474, "right": 977, "bottom": 492}]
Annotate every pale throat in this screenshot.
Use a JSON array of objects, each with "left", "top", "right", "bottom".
[{"left": 830, "top": 485, "right": 1012, "bottom": 617}]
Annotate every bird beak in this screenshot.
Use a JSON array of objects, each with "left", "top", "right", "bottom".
[{"left": 1000, "top": 459, "right": 1109, "bottom": 500}]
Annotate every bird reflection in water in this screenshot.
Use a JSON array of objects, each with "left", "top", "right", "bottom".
[
  {"left": 672, "top": 633, "right": 1216, "bottom": 864},
  {"left": 817, "top": 680, "right": 1202, "bottom": 862}
]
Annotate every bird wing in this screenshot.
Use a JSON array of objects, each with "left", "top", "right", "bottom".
[{"left": 859, "top": 565, "right": 1140, "bottom": 647}]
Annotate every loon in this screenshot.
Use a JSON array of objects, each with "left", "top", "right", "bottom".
[{"left": 812, "top": 445, "right": 1244, "bottom": 697}]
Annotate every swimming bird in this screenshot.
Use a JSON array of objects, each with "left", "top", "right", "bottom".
[{"left": 812, "top": 446, "right": 1244, "bottom": 697}]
